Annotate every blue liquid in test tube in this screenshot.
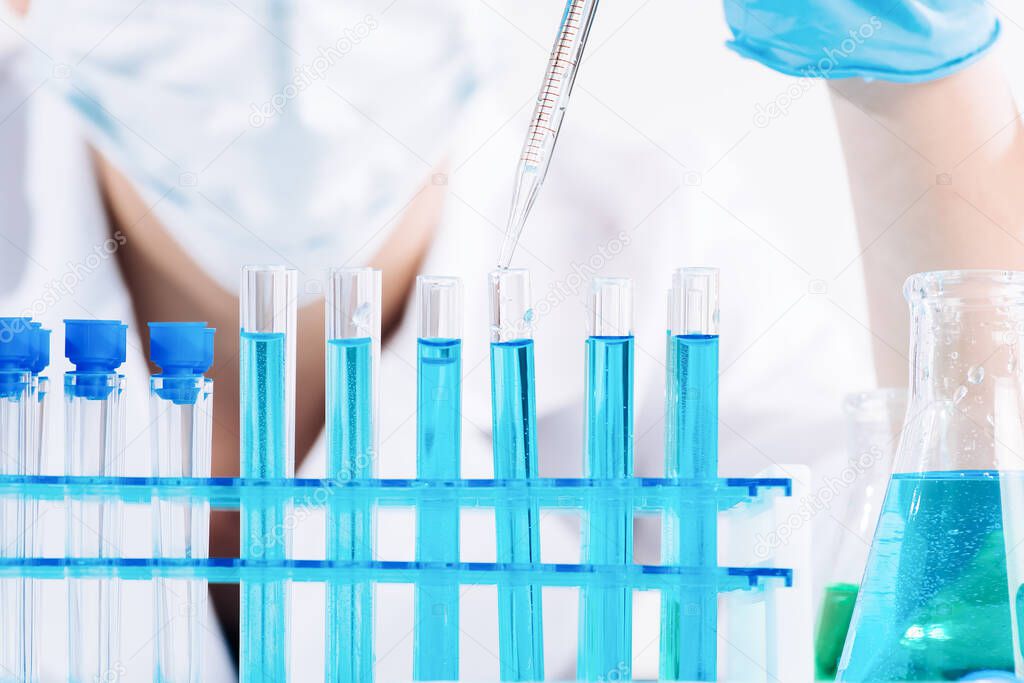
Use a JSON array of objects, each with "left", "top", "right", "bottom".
[
  {"left": 413, "top": 276, "right": 463, "bottom": 681},
  {"left": 240, "top": 266, "right": 296, "bottom": 683},
  {"left": 489, "top": 269, "right": 544, "bottom": 682},
  {"left": 578, "top": 279, "right": 634, "bottom": 682},
  {"left": 325, "top": 268, "right": 380, "bottom": 683},
  {"left": 660, "top": 268, "right": 720, "bottom": 681}
]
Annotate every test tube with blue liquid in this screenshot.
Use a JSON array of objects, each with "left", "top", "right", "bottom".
[
  {"left": 578, "top": 278, "right": 634, "bottom": 682},
  {"left": 659, "top": 268, "right": 720, "bottom": 681},
  {"left": 325, "top": 267, "right": 380, "bottom": 683},
  {"left": 64, "top": 319, "right": 128, "bottom": 683},
  {"left": 148, "top": 322, "right": 215, "bottom": 683},
  {"left": 239, "top": 266, "right": 296, "bottom": 682},
  {"left": 0, "top": 318, "right": 34, "bottom": 683},
  {"left": 414, "top": 276, "right": 463, "bottom": 681},
  {"left": 489, "top": 268, "right": 544, "bottom": 681}
]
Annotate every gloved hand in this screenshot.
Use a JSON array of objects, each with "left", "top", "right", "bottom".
[{"left": 723, "top": 0, "right": 1000, "bottom": 82}]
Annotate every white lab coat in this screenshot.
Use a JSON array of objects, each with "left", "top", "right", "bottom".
[{"left": 0, "top": 1, "right": 896, "bottom": 680}]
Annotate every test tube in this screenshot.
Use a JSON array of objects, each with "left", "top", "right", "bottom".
[
  {"left": 23, "top": 322, "right": 49, "bottom": 683},
  {"left": 148, "top": 322, "right": 215, "bottom": 683},
  {"left": 0, "top": 318, "right": 34, "bottom": 683},
  {"left": 659, "top": 268, "right": 720, "bottom": 681},
  {"left": 63, "top": 319, "right": 128, "bottom": 683},
  {"left": 488, "top": 268, "right": 544, "bottom": 682},
  {"left": 324, "top": 267, "right": 380, "bottom": 683},
  {"left": 578, "top": 278, "right": 634, "bottom": 681},
  {"left": 414, "top": 276, "right": 463, "bottom": 681},
  {"left": 239, "top": 266, "right": 296, "bottom": 683}
]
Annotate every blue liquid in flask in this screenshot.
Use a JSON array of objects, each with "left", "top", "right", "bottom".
[
  {"left": 326, "top": 337, "right": 374, "bottom": 683},
  {"left": 240, "top": 331, "right": 289, "bottom": 682},
  {"left": 490, "top": 338, "right": 544, "bottom": 682},
  {"left": 838, "top": 470, "right": 1014, "bottom": 681},
  {"left": 415, "top": 337, "right": 462, "bottom": 681}
]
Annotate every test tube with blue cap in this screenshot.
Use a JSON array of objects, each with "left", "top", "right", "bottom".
[
  {"left": 0, "top": 317, "right": 34, "bottom": 683},
  {"left": 414, "top": 275, "right": 463, "bottom": 681},
  {"left": 27, "top": 322, "right": 51, "bottom": 472},
  {"left": 23, "top": 321, "right": 49, "bottom": 683},
  {"left": 324, "top": 267, "right": 380, "bottom": 683},
  {"left": 578, "top": 277, "right": 634, "bottom": 681},
  {"left": 488, "top": 268, "right": 544, "bottom": 681},
  {"left": 148, "top": 322, "right": 215, "bottom": 683},
  {"left": 239, "top": 266, "right": 296, "bottom": 682},
  {"left": 63, "top": 318, "right": 128, "bottom": 683}
]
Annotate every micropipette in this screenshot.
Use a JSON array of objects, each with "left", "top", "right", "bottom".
[{"left": 498, "top": 0, "right": 600, "bottom": 268}]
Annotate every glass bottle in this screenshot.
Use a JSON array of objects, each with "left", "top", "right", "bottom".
[{"left": 838, "top": 270, "right": 1023, "bottom": 681}]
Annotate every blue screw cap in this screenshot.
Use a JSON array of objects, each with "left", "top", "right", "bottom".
[
  {"left": 64, "top": 319, "right": 127, "bottom": 373},
  {"left": 64, "top": 320, "right": 127, "bottom": 400},
  {"left": 148, "top": 322, "right": 215, "bottom": 376},
  {"left": 149, "top": 323, "right": 215, "bottom": 405},
  {"left": 28, "top": 322, "right": 51, "bottom": 376},
  {"left": 0, "top": 317, "right": 34, "bottom": 371},
  {"left": 0, "top": 317, "right": 33, "bottom": 398}
]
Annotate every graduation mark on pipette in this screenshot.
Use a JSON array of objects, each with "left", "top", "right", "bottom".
[{"left": 498, "top": 0, "right": 600, "bottom": 268}]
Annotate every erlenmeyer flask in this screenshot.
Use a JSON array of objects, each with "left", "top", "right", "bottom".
[
  {"left": 815, "top": 388, "right": 905, "bottom": 680},
  {"left": 838, "top": 270, "right": 1023, "bottom": 681}
]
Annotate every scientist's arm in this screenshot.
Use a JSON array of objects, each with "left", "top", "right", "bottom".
[
  {"left": 829, "top": 58, "right": 1024, "bottom": 384},
  {"left": 94, "top": 153, "right": 446, "bottom": 654},
  {"left": 724, "top": 0, "right": 1016, "bottom": 385}
]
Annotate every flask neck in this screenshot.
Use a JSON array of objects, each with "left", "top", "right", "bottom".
[{"left": 899, "top": 278, "right": 1024, "bottom": 474}]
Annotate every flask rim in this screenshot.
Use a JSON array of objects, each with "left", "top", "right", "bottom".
[{"left": 904, "top": 269, "right": 1024, "bottom": 305}]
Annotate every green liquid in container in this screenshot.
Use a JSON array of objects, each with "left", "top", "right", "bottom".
[{"left": 815, "top": 582, "right": 858, "bottom": 680}]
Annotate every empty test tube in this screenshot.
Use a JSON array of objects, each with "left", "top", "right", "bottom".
[
  {"left": 578, "top": 278, "right": 634, "bottom": 682},
  {"left": 64, "top": 319, "right": 128, "bottom": 683},
  {"left": 240, "top": 266, "right": 297, "bottom": 683},
  {"left": 0, "top": 318, "right": 35, "bottom": 683},
  {"left": 488, "top": 269, "right": 544, "bottom": 682},
  {"left": 324, "top": 267, "right": 380, "bottom": 683},
  {"left": 414, "top": 276, "right": 463, "bottom": 681},
  {"left": 23, "top": 322, "right": 49, "bottom": 683},
  {"left": 148, "top": 322, "right": 215, "bottom": 683},
  {"left": 659, "top": 268, "right": 720, "bottom": 681}
]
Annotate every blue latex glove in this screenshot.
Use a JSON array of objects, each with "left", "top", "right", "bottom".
[{"left": 724, "top": 0, "right": 1000, "bottom": 82}]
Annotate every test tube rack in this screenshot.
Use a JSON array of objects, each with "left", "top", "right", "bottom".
[
  {"left": 0, "top": 268, "right": 803, "bottom": 682},
  {"left": 0, "top": 475, "right": 794, "bottom": 677}
]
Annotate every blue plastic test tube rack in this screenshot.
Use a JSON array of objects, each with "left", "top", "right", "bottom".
[{"left": 0, "top": 266, "right": 794, "bottom": 682}]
